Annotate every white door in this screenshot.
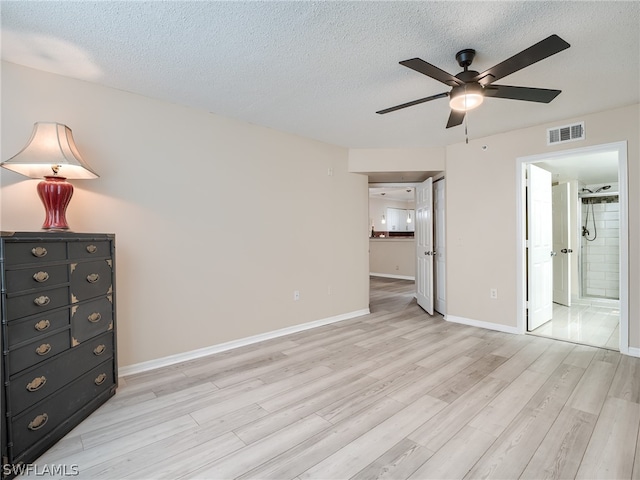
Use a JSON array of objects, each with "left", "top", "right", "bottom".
[
  {"left": 434, "top": 179, "right": 446, "bottom": 315},
  {"left": 552, "top": 182, "right": 571, "bottom": 306},
  {"left": 527, "top": 164, "right": 553, "bottom": 331},
  {"left": 416, "top": 178, "right": 434, "bottom": 315}
]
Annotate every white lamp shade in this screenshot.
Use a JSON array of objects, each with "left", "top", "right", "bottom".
[
  {"left": 449, "top": 84, "right": 484, "bottom": 112},
  {"left": 1, "top": 122, "right": 98, "bottom": 179}
]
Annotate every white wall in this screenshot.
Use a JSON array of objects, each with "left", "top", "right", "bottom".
[{"left": 1, "top": 62, "right": 370, "bottom": 368}]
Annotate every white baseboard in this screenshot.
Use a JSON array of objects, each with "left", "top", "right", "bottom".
[
  {"left": 369, "top": 273, "right": 415, "bottom": 281},
  {"left": 628, "top": 346, "right": 640, "bottom": 358},
  {"left": 118, "top": 308, "right": 370, "bottom": 377},
  {"left": 445, "top": 315, "right": 521, "bottom": 335}
]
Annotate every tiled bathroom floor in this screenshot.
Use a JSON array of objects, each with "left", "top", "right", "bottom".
[{"left": 530, "top": 301, "right": 619, "bottom": 350}]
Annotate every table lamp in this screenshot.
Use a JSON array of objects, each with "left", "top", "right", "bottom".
[{"left": 1, "top": 122, "right": 99, "bottom": 230}]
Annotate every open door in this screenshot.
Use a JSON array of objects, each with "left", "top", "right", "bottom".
[
  {"left": 527, "top": 164, "right": 553, "bottom": 331},
  {"left": 416, "top": 178, "right": 434, "bottom": 315},
  {"left": 552, "top": 182, "right": 571, "bottom": 306}
]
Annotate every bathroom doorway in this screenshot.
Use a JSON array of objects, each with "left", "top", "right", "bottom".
[{"left": 516, "top": 142, "right": 629, "bottom": 353}]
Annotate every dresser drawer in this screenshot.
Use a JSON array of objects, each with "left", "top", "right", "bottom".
[
  {"left": 3, "top": 242, "right": 67, "bottom": 267},
  {"left": 8, "top": 330, "right": 71, "bottom": 376},
  {"left": 5, "top": 286, "right": 69, "bottom": 321},
  {"left": 5, "top": 264, "right": 69, "bottom": 294},
  {"left": 10, "top": 360, "right": 115, "bottom": 458},
  {"left": 9, "top": 333, "right": 114, "bottom": 416},
  {"left": 70, "top": 260, "right": 113, "bottom": 302},
  {"left": 68, "top": 241, "right": 111, "bottom": 260},
  {"left": 7, "top": 309, "right": 70, "bottom": 347},
  {"left": 71, "top": 297, "right": 113, "bottom": 344}
]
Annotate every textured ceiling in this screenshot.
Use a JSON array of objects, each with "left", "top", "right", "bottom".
[{"left": 1, "top": 1, "right": 638, "bottom": 148}]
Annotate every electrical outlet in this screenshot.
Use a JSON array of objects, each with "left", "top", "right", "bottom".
[
  {"left": 294, "top": 290, "right": 300, "bottom": 301},
  {"left": 490, "top": 288, "right": 498, "bottom": 299}
]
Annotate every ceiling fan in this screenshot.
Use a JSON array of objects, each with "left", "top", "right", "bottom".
[{"left": 377, "top": 34, "right": 570, "bottom": 128}]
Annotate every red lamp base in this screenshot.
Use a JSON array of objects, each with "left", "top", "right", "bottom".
[{"left": 37, "top": 176, "right": 73, "bottom": 230}]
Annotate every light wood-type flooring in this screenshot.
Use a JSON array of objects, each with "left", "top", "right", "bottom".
[{"left": 24, "top": 277, "right": 640, "bottom": 479}]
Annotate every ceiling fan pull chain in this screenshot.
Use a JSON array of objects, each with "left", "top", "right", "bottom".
[
  {"left": 464, "top": 110, "right": 469, "bottom": 144},
  {"left": 463, "top": 84, "right": 469, "bottom": 144}
]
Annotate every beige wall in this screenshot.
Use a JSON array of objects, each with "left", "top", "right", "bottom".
[
  {"left": 369, "top": 239, "right": 415, "bottom": 278},
  {"left": 349, "top": 147, "right": 445, "bottom": 174},
  {"left": 3, "top": 61, "right": 637, "bottom": 360},
  {"left": 445, "top": 104, "right": 639, "bottom": 349},
  {"left": 1, "top": 62, "right": 370, "bottom": 368}
]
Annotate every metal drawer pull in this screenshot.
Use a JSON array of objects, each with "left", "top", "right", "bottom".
[
  {"left": 31, "top": 247, "right": 48, "bottom": 258},
  {"left": 88, "top": 312, "right": 102, "bottom": 323},
  {"left": 93, "top": 344, "right": 106, "bottom": 356},
  {"left": 35, "top": 343, "right": 52, "bottom": 356},
  {"left": 34, "top": 319, "right": 51, "bottom": 331},
  {"left": 86, "top": 244, "right": 98, "bottom": 254},
  {"left": 94, "top": 373, "right": 107, "bottom": 386},
  {"left": 26, "top": 376, "right": 47, "bottom": 392},
  {"left": 28, "top": 413, "right": 48, "bottom": 431},
  {"left": 86, "top": 273, "right": 100, "bottom": 283},
  {"left": 33, "top": 296, "right": 50, "bottom": 307},
  {"left": 33, "top": 271, "right": 50, "bottom": 283}
]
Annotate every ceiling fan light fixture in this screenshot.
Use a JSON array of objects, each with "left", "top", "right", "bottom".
[{"left": 449, "top": 84, "right": 484, "bottom": 111}]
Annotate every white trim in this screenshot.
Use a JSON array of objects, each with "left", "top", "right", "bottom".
[
  {"left": 446, "top": 315, "right": 521, "bottom": 335},
  {"left": 118, "top": 308, "right": 370, "bottom": 377},
  {"left": 516, "top": 141, "right": 630, "bottom": 354},
  {"left": 628, "top": 347, "right": 640, "bottom": 358},
  {"left": 618, "top": 145, "right": 630, "bottom": 355},
  {"left": 369, "top": 273, "right": 415, "bottom": 281}
]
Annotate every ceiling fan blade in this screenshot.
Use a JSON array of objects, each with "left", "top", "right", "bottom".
[
  {"left": 484, "top": 85, "right": 562, "bottom": 103},
  {"left": 400, "top": 58, "right": 464, "bottom": 87},
  {"left": 474, "top": 34, "right": 570, "bottom": 85},
  {"left": 376, "top": 92, "right": 448, "bottom": 114},
  {"left": 446, "top": 110, "right": 465, "bottom": 128}
]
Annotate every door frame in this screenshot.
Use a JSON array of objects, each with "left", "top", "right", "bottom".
[{"left": 515, "top": 141, "right": 629, "bottom": 354}]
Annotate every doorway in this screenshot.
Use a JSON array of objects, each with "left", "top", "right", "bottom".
[
  {"left": 516, "top": 142, "right": 629, "bottom": 353},
  {"left": 368, "top": 177, "right": 445, "bottom": 316}
]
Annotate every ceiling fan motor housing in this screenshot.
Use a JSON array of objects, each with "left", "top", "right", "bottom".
[
  {"left": 454, "top": 70, "right": 481, "bottom": 83},
  {"left": 455, "top": 49, "right": 476, "bottom": 68}
]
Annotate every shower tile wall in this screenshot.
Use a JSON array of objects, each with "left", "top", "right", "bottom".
[{"left": 582, "top": 198, "right": 619, "bottom": 299}]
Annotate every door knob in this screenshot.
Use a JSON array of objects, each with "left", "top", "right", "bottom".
[
  {"left": 550, "top": 251, "right": 557, "bottom": 256},
  {"left": 560, "top": 248, "right": 573, "bottom": 253}
]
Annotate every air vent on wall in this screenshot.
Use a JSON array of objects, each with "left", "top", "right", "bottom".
[{"left": 547, "top": 122, "right": 585, "bottom": 145}]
